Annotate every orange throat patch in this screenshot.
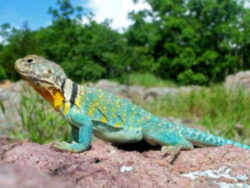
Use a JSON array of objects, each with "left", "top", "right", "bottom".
[{"left": 29, "top": 82, "right": 64, "bottom": 111}]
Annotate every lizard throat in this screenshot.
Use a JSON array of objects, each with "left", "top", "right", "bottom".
[
  {"left": 28, "top": 81, "right": 64, "bottom": 111},
  {"left": 27, "top": 79, "right": 82, "bottom": 114}
]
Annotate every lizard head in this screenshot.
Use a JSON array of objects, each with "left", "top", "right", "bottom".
[{"left": 15, "top": 55, "right": 67, "bottom": 111}]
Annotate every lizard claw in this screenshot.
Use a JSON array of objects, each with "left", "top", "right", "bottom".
[
  {"left": 161, "top": 146, "right": 182, "bottom": 163},
  {"left": 53, "top": 141, "right": 73, "bottom": 152},
  {"left": 53, "top": 141, "right": 89, "bottom": 152}
]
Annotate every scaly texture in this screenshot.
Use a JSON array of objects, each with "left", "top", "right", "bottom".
[{"left": 15, "top": 55, "right": 250, "bottom": 153}]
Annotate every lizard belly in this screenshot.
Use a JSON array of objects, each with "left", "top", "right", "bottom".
[{"left": 92, "top": 121, "right": 143, "bottom": 144}]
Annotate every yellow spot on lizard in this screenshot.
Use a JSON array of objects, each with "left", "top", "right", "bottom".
[
  {"left": 114, "top": 123, "right": 121, "bottom": 128},
  {"left": 74, "top": 94, "right": 82, "bottom": 108},
  {"left": 88, "top": 102, "right": 99, "bottom": 117},
  {"left": 101, "top": 116, "right": 108, "bottom": 123},
  {"left": 63, "top": 102, "right": 71, "bottom": 115}
]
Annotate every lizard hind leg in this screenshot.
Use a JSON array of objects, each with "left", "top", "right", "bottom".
[{"left": 143, "top": 127, "right": 193, "bottom": 156}]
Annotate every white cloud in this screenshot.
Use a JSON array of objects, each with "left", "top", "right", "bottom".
[
  {"left": 84, "top": 1, "right": 250, "bottom": 31},
  {"left": 84, "top": 0, "right": 151, "bottom": 31},
  {"left": 0, "top": 36, "right": 4, "bottom": 44},
  {"left": 245, "top": 2, "right": 250, "bottom": 8}
]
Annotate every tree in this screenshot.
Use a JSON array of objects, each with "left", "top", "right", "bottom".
[
  {"left": 128, "top": 0, "right": 247, "bottom": 85},
  {"left": 0, "top": 23, "right": 41, "bottom": 80},
  {"left": 234, "top": 7, "right": 250, "bottom": 70},
  {"left": 39, "top": 0, "right": 130, "bottom": 82},
  {"left": 0, "top": 0, "right": 130, "bottom": 82},
  {"left": 48, "top": 0, "right": 83, "bottom": 22}
]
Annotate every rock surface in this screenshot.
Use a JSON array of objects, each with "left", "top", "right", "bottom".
[
  {"left": 0, "top": 163, "right": 73, "bottom": 188},
  {"left": 225, "top": 71, "right": 250, "bottom": 90},
  {"left": 0, "top": 81, "right": 23, "bottom": 129},
  {"left": 0, "top": 137, "right": 249, "bottom": 188},
  {"left": 93, "top": 79, "right": 201, "bottom": 101}
]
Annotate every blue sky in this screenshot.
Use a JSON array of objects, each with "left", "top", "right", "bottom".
[
  {"left": 0, "top": 0, "right": 149, "bottom": 31},
  {"left": 0, "top": 0, "right": 85, "bottom": 30}
]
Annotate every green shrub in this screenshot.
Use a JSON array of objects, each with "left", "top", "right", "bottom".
[
  {"left": 119, "top": 72, "right": 177, "bottom": 88},
  {"left": 0, "top": 100, "right": 5, "bottom": 114},
  {"left": 0, "top": 65, "right": 7, "bottom": 80},
  {"left": 177, "top": 70, "right": 208, "bottom": 85}
]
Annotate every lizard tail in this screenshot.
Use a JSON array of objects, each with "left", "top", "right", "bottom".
[{"left": 178, "top": 125, "right": 250, "bottom": 150}]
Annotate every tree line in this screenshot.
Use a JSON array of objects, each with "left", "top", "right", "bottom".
[{"left": 0, "top": 0, "right": 249, "bottom": 85}]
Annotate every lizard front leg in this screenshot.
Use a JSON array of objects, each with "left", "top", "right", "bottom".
[{"left": 54, "top": 111, "right": 93, "bottom": 152}]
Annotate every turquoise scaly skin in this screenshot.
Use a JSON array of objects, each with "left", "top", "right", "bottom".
[
  {"left": 59, "top": 86, "right": 250, "bottom": 152},
  {"left": 15, "top": 55, "right": 250, "bottom": 153}
]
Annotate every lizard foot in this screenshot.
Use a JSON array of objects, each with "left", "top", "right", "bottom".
[
  {"left": 161, "top": 145, "right": 181, "bottom": 157},
  {"left": 53, "top": 141, "right": 89, "bottom": 153},
  {"left": 161, "top": 146, "right": 182, "bottom": 164}
]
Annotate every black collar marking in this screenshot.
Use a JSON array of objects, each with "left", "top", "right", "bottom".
[
  {"left": 70, "top": 82, "right": 78, "bottom": 107},
  {"left": 61, "top": 79, "right": 66, "bottom": 94}
]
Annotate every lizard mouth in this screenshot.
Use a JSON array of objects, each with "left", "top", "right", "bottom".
[{"left": 19, "top": 72, "right": 55, "bottom": 85}]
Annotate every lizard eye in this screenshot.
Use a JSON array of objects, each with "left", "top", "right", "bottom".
[{"left": 27, "top": 59, "right": 33, "bottom": 63}]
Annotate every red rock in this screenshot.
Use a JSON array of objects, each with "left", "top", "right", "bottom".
[{"left": 0, "top": 138, "right": 249, "bottom": 188}]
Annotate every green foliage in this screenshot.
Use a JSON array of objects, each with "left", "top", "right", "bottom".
[
  {"left": 0, "top": 24, "right": 42, "bottom": 80},
  {"left": 139, "top": 86, "right": 250, "bottom": 143},
  {"left": 127, "top": 0, "right": 249, "bottom": 85},
  {"left": 119, "top": 72, "right": 177, "bottom": 88},
  {"left": 0, "top": 100, "right": 5, "bottom": 114},
  {"left": 56, "top": 21, "right": 130, "bottom": 82},
  {"left": 177, "top": 70, "right": 208, "bottom": 85},
  {"left": 48, "top": 0, "right": 83, "bottom": 21},
  {"left": 9, "top": 86, "right": 70, "bottom": 144},
  {"left": 0, "top": 64, "right": 7, "bottom": 80}
]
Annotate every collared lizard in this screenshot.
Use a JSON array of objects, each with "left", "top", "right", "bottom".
[{"left": 15, "top": 55, "right": 250, "bottom": 153}]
